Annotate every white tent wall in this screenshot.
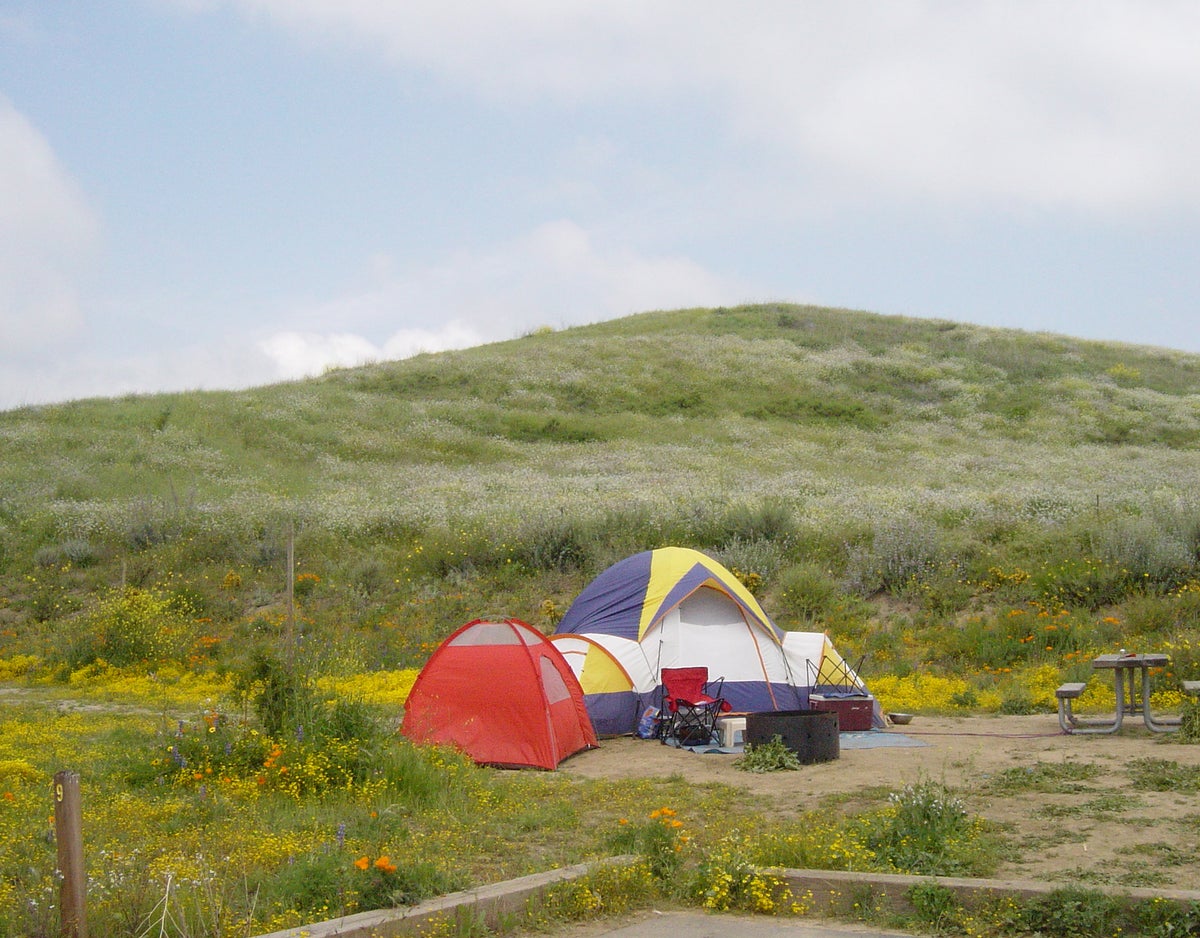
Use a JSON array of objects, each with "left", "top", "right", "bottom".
[
  {"left": 638, "top": 587, "right": 806, "bottom": 714},
  {"left": 780, "top": 631, "right": 827, "bottom": 686},
  {"left": 643, "top": 588, "right": 793, "bottom": 684}
]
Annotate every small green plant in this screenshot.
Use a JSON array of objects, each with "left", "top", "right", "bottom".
[
  {"left": 1131, "top": 896, "right": 1200, "bottom": 937},
  {"left": 997, "top": 687, "right": 1039, "bottom": 714},
  {"left": 1127, "top": 757, "right": 1200, "bottom": 792},
  {"left": 733, "top": 736, "right": 801, "bottom": 773},
  {"left": 690, "top": 833, "right": 800, "bottom": 913},
  {"left": 1177, "top": 698, "right": 1200, "bottom": 742},
  {"left": 528, "top": 860, "right": 660, "bottom": 926},
  {"left": 907, "top": 880, "right": 961, "bottom": 930},
  {"left": 984, "top": 760, "right": 1102, "bottom": 795},
  {"left": 1018, "top": 886, "right": 1121, "bottom": 937},
  {"left": 608, "top": 807, "right": 689, "bottom": 881}
]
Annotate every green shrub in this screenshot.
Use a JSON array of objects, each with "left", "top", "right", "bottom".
[
  {"left": 699, "top": 500, "right": 797, "bottom": 548},
  {"left": 64, "top": 586, "right": 200, "bottom": 668},
  {"left": 998, "top": 688, "right": 1040, "bottom": 715},
  {"left": 1092, "top": 515, "right": 1194, "bottom": 592},
  {"left": 1125, "top": 586, "right": 1200, "bottom": 638},
  {"left": 1178, "top": 699, "right": 1200, "bottom": 743},
  {"left": 844, "top": 518, "right": 942, "bottom": 597},
  {"left": 852, "top": 779, "right": 996, "bottom": 876},
  {"left": 512, "top": 516, "right": 595, "bottom": 573},
  {"left": 1130, "top": 896, "right": 1200, "bottom": 937},
  {"left": 33, "top": 538, "right": 98, "bottom": 568},
  {"left": 716, "top": 536, "right": 787, "bottom": 586},
  {"left": 1032, "top": 556, "right": 1130, "bottom": 610},
  {"left": 944, "top": 613, "right": 1036, "bottom": 671},
  {"left": 775, "top": 562, "right": 842, "bottom": 624},
  {"left": 236, "top": 651, "right": 318, "bottom": 738},
  {"left": 733, "top": 736, "right": 801, "bottom": 773}
]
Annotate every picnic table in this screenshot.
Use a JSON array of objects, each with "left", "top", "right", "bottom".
[{"left": 1057, "top": 652, "right": 1179, "bottom": 734}]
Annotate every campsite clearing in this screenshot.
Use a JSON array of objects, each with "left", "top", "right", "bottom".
[{"left": 559, "top": 713, "right": 1200, "bottom": 892}]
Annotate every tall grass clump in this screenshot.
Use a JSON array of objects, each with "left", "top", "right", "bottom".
[
  {"left": 773, "top": 561, "right": 852, "bottom": 625},
  {"left": 702, "top": 500, "right": 798, "bottom": 549},
  {"left": 1091, "top": 515, "right": 1195, "bottom": 589},
  {"left": 843, "top": 518, "right": 943, "bottom": 597}
]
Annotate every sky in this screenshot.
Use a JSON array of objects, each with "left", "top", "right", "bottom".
[{"left": 3, "top": 2, "right": 1200, "bottom": 410}]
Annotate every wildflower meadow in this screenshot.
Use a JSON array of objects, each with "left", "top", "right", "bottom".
[{"left": 4, "top": 304, "right": 1200, "bottom": 935}]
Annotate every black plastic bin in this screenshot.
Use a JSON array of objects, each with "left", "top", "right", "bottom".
[{"left": 744, "top": 709, "right": 839, "bottom": 764}]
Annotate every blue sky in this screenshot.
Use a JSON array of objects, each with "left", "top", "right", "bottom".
[{"left": 3, "top": 2, "right": 1200, "bottom": 410}]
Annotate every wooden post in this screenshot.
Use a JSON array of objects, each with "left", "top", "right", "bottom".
[
  {"left": 286, "top": 523, "right": 296, "bottom": 666},
  {"left": 54, "top": 770, "right": 87, "bottom": 938}
]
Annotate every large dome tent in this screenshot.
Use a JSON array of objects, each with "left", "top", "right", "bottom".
[{"left": 554, "top": 547, "right": 806, "bottom": 732}]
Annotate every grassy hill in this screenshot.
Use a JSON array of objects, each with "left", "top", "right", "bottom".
[{"left": 3, "top": 302, "right": 1200, "bottom": 693}]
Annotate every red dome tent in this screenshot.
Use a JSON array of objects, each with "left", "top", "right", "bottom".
[{"left": 401, "top": 618, "right": 598, "bottom": 770}]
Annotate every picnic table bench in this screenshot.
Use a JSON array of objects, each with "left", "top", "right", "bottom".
[
  {"left": 1059, "top": 653, "right": 1181, "bottom": 734},
  {"left": 1055, "top": 682, "right": 1107, "bottom": 734}
]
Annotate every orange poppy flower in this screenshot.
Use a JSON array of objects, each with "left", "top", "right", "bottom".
[{"left": 374, "top": 856, "right": 397, "bottom": 874}]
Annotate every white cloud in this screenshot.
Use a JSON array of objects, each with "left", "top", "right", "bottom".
[
  {"left": 0, "top": 96, "right": 98, "bottom": 350},
  {"left": 186, "top": 1, "right": 1200, "bottom": 216},
  {"left": 0, "top": 215, "right": 736, "bottom": 410},
  {"left": 0, "top": 335, "right": 274, "bottom": 411},
  {"left": 260, "top": 332, "right": 381, "bottom": 379},
  {"left": 382, "top": 323, "right": 485, "bottom": 359},
  {"left": 258, "top": 324, "right": 484, "bottom": 380},
  {"left": 720, "top": 6, "right": 1200, "bottom": 214},
  {"left": 256, "top": 219, "right": 742, "bottom": 382}
]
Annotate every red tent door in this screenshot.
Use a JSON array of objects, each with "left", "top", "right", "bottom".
[{"left": 540, "top": 654, "right": 592, "bottom": 762}]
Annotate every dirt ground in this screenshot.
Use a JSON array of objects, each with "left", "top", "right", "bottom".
[{"left": 559, "top": 714, "right": 1200, "bottom": 891}]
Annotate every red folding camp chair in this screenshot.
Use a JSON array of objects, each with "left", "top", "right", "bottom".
[{"left": 660, "top": 666, "right": 731, "bottom": 746}]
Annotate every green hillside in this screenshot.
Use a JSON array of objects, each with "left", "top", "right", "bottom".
[
  {"left": 3, "top": 302, "right": 1200, "bottom": 687},
  {"left": 8, "top": 303, "right": 1200, "bottom": 935}
]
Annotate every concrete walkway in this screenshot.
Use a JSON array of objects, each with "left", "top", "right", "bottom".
[{"left": 536, "top": 910, "right": 915, "bottom": 938}]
